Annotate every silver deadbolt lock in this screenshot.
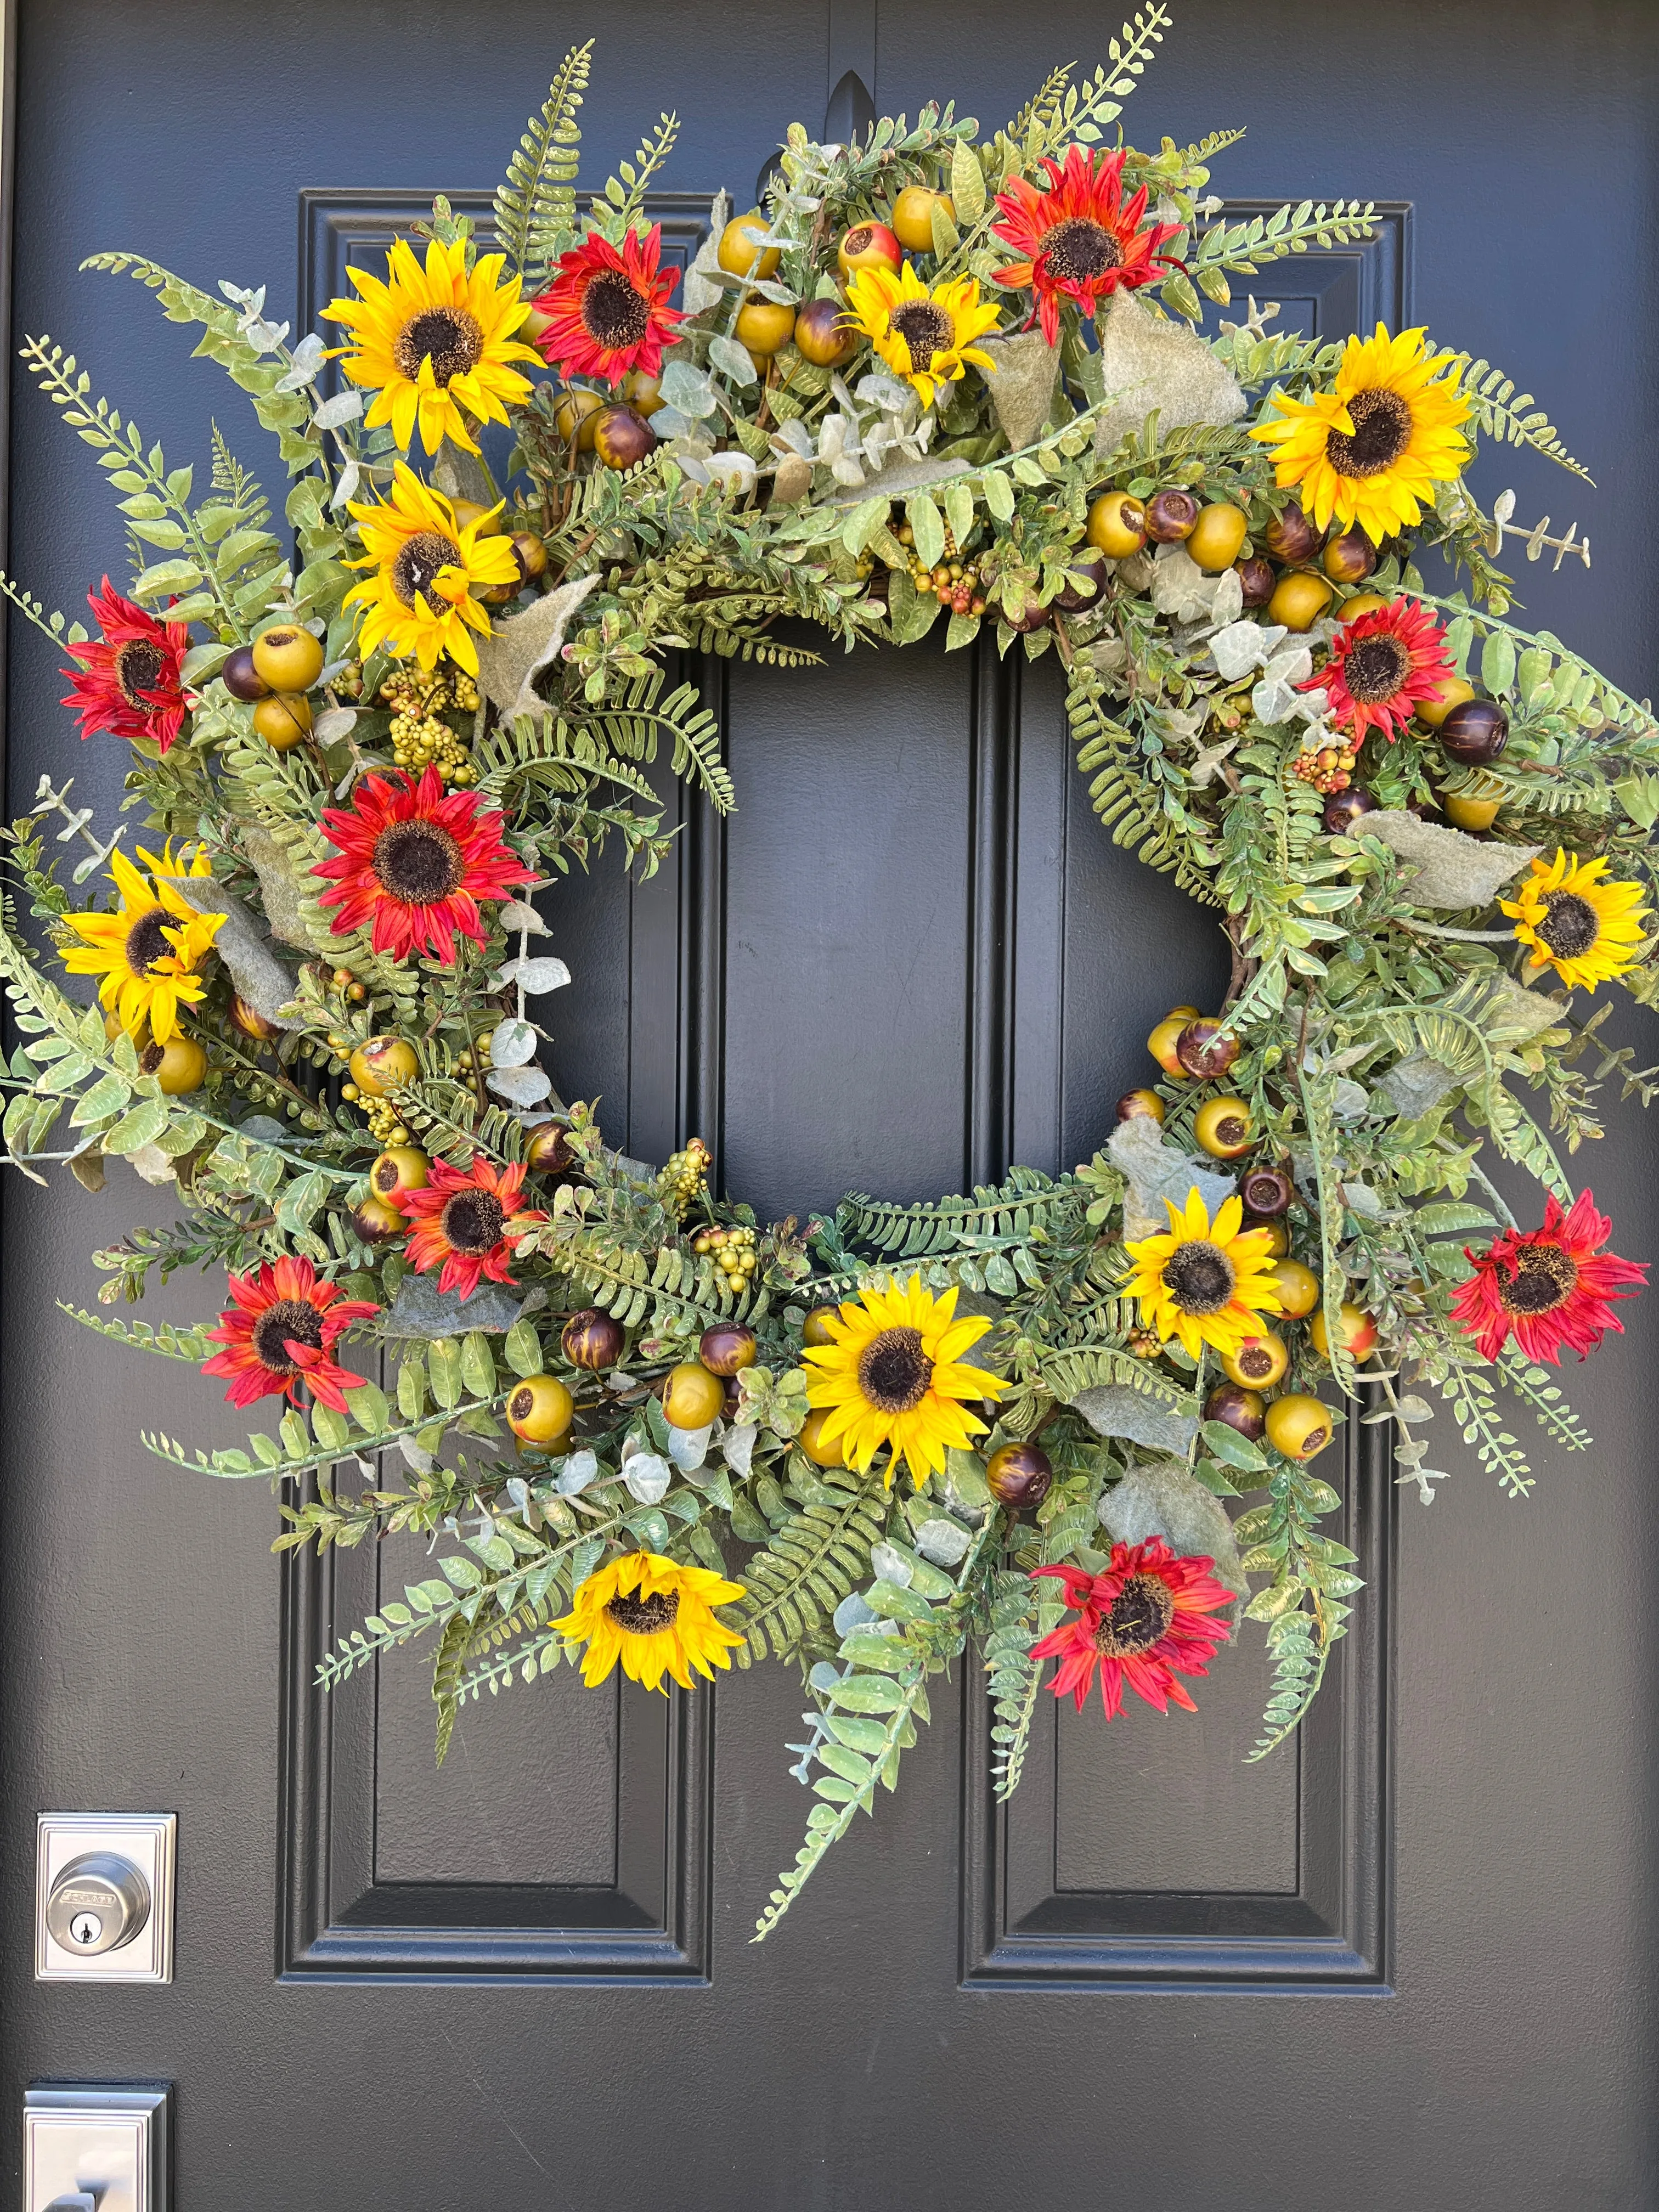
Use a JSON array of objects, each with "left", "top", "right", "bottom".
[{"left": 44, "top": 1853, "right": 151, "bottom": 1958}]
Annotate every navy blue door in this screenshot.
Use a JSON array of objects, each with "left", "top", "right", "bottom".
[{"left": 3, "top": 4, "right": 1656, "bottom": 2205}]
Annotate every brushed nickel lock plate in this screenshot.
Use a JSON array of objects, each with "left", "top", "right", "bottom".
[
  {"left": 35, "top": 1816, "right": 176, "bottom": 1984},
  {"left": 23, "top": 2084, "right": 170, "bottom": 2212}
]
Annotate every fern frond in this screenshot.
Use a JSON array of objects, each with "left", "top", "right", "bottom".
[
  {"left": 493, "top": 42, "right": 592, "bottom": 285},
  {"left": 58, "top": 1303, "right": 216, "bottom": 1360},
  {"left": 1445, "top": 353, "right": 1592, "bottom": 483},
  {"left": 735, "top": 1472, "right": 888, "bottom": 1664}
]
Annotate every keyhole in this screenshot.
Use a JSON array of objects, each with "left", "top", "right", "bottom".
[{"left": 69, "top": 1911, "right": 102, "bottom": 1946}]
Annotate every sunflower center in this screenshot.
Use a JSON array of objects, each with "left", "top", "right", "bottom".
[
  {"left": 251, "top": 1299, "right": 326, "bottom": 1375},
  {"left": 856, "top": 1326, "right": 934, "bottom": 1413},
  {"left": 391, "top": 531, "right": 462, "bottom": 609},
  {"left": 1497, "top": 1242, "right": 1578, "bottom": 1317},
  {"left": 439, "top": 1189, "right": 506, "bottom": 1255},
  {"left": 1341, "top": 633, "right": 1412, "bottom": 703},
  {"left": 114, "top": 638, "right": 168, "bottom": 709},
  {"left": 581, "top": 268, "right": 651, "bottom": 352},
  {"left": 888, "top": 301, "right": 953, "bottom": 374},
  {"left": 1536, "top": 890, "right": 1601, "bottom": 960},
  {"left": 1324, "top": 387, "right": 1412, "bottom": 478},
  {"left": 1160, "top": 1241, "right": 1236, "bottom": 1316},
  {"left": 124, "top": 907, "right": 175, "bottom": 975},
  {"left": 393, "top": 305, "right": 483, "bottom": 388},
  {"left": 1093, "top": 1572, "right": 1176, "bottom": 1658},
  {"left": 605, "top": 1588, "right": 681, "bottom": 1636},
  {"left": 372, "top": 820, "right": 465, "bottom": 905},
  {"left": 1041, "top": 217, "right": 1124, "bottom": 285}
]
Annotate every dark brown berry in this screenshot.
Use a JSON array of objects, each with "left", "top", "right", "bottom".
[
  {"left": 1175, "top": 1018, "right": 1239, "bottom": 1079},
  {"left": 1265, "top": 503, "right": 1322, "bottom": 564},
  {"left": 524, "top": 1121, "right": 577, "bottom": 1177},
  {"left": 1204, "top": 1382, "right": 1266, "bottom": 1442},
  {"left": 1239, "top": 1165, "right": 1294, "bottom": 1217},
  {"left": 1234, "top": 555, "right": 1276, "bottom": 608},
  {"left": 561, "top": 1308, "right": 625, "bottom": 1370},
  {"left": 1053, "top": 553, "right": 1109, "bottom": 612},
  {"left": 698, "top": 1322, "right": 758, "bottom": 1376},
  {"left": 351, "top": 1196, "right": 405, "bottom": 1244},
  {"left": 1438, "top": 698, "right": 1510, "bottom": 765},
  {"left": 1322, "top": 527, "right": 1378, "bottom": 584},
  {"left": 222, "top": 645, "right": 269, "bottom": 701},
  {"left": 1143, "top": 488, "right": 1200, "bottom": 543},
  {"left": 1002, "top": 596, "right": 1050, "bottom": 633},
  {"left": 986, "top": 1442, "right": 1053, "bottom": 1511},
  {"left": 1322, "top": 786, "right": 1379, "bottom": 835}
]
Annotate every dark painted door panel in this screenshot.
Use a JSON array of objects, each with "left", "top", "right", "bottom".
[{"left": 4, "top": 4, "right": 1656, "bottom": 2206}]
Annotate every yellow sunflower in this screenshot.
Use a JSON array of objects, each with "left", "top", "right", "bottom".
[
  {"left": 1124, "top": 1188, "right": 1284, "bottom": 1361},
  {"left": 554, "top": 1551, "right": 746, "bottom": 1694},
  {"left": 802, "top": 1272, "right": 1006, "bottom": 1486},
  {"left": 322, "top": 235, "right": 541, "bottom": 456},
  {"left": 60, "top": 844, "right": 223, "bottom": 1042},
  {"left": 842, "top": 261, "right": 1001, "bottom": 410},
  {"left": 1501, "top": 849, "right": 1650, "bottom": 991},
  {"left": 1249, "top": 324, "right": 1471, "bottom": 540},
  {"left": 343, "top": 464, "right": 522, "bottom": 675}
]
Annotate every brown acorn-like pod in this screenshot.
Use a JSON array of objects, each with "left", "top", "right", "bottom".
[
  {"left": 985, "top": 1442, "right": 1053, "bottom": 1510},
  {"left": 1239, "top": 1165, "right": 1294, "bottom": 1217},
  {"left": 1234, "top": 554, "right": 1276, "bottom": 607},
  {"left": 1265, "top": 501, "right": 1322, "bottom": 563},
  {"left": 1115, "top": 1087, "right": 1167, "bottom": 1125},
  {"left": 561, "top": 1307, "right": 625, "bottom": 1370},
  {"left": 1143, "top": 488, "right": 1200, "bottom": 543},
  {"left": 698, "top": 1322, "right": 758, "bottom": 1376},
  {"left": 1174, "top": 1018, "right": 1239, "bottom": 1079},
  {"left": 1322, "top": 786, "right": 1379, "bottom": 835},
  {"left": 1438, "top": 698, "right": 1510, "bottom": 765}
]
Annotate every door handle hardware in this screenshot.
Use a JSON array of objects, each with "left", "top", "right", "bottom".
[
  {"left": 35, "top": 1817, "right": 175, "bottom": 1984},
  {"left": 24, "top": 2085, "right": 170, "bottom": 2212}
]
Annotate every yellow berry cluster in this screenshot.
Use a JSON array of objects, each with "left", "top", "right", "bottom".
[
  {"left": 347, "top": 1093, "right": 411, "bottom": 1146},
  {"left": 1291, "top": 741, "right": 1359, "bottom": 797},
  {"left": 326, "top": 1028, "right": 411, "bottom": 1146},
  {"left": 692, "top": 1222, "right": 758, "bottom": 1283},
  {"left": 661, "top": 1137, "right": 711, "bottom": 1219},
  {"left": 379, "top": 667, "right": 483, "bottom": 787},
  {"left": 892, "top": 521, "right": 988, "bottom": 618}
]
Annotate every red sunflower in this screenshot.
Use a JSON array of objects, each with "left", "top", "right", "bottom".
[
  {"left": 400, "top": 1156, "right": 547, "bottom": 1300},
  {"left": 61, "top": 577, "right": 190, "bottom": 753},
  {"left": 1451, "top": 1188, "right": 1646, "bottom": 1363},
  {"left": 201, "top": 1254, "right": 378, "bottom": 1414},
  {"left": 530, "top": 224, "right": 684, "bottom": 387},
  {"left": 1301, "top": 595, "right": 1455, "bottom": 742},
  {"left": 314, "top": 765, "right": 528, "bottom": 964},
  {"left": 1032, "top": 1537, "right": 1234, "bottom": 1720},
  {"left": 991, "top": 146, "right": 1182, "bottom": 346}
]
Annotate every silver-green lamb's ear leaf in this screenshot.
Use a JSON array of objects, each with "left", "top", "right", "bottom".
[
  {"left": 472, "top": 573, "right": 601, "bottom": 720},
  {"left": 1363, "top": 811, "right": 1541, "bottom": 911},
  {"left": 1098, "top": 1459, "right": 1250, "bottom": 1622},
  {"left": 1092, "top": 285, "right": 1245, "bottom": 457},
  {"left": 976, "top": 330, "right": 1061, "bottom": 453}
]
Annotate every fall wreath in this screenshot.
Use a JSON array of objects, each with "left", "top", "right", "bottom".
[{"left": 5, "top": 9, "right": 1652, "bottom": 1937}]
